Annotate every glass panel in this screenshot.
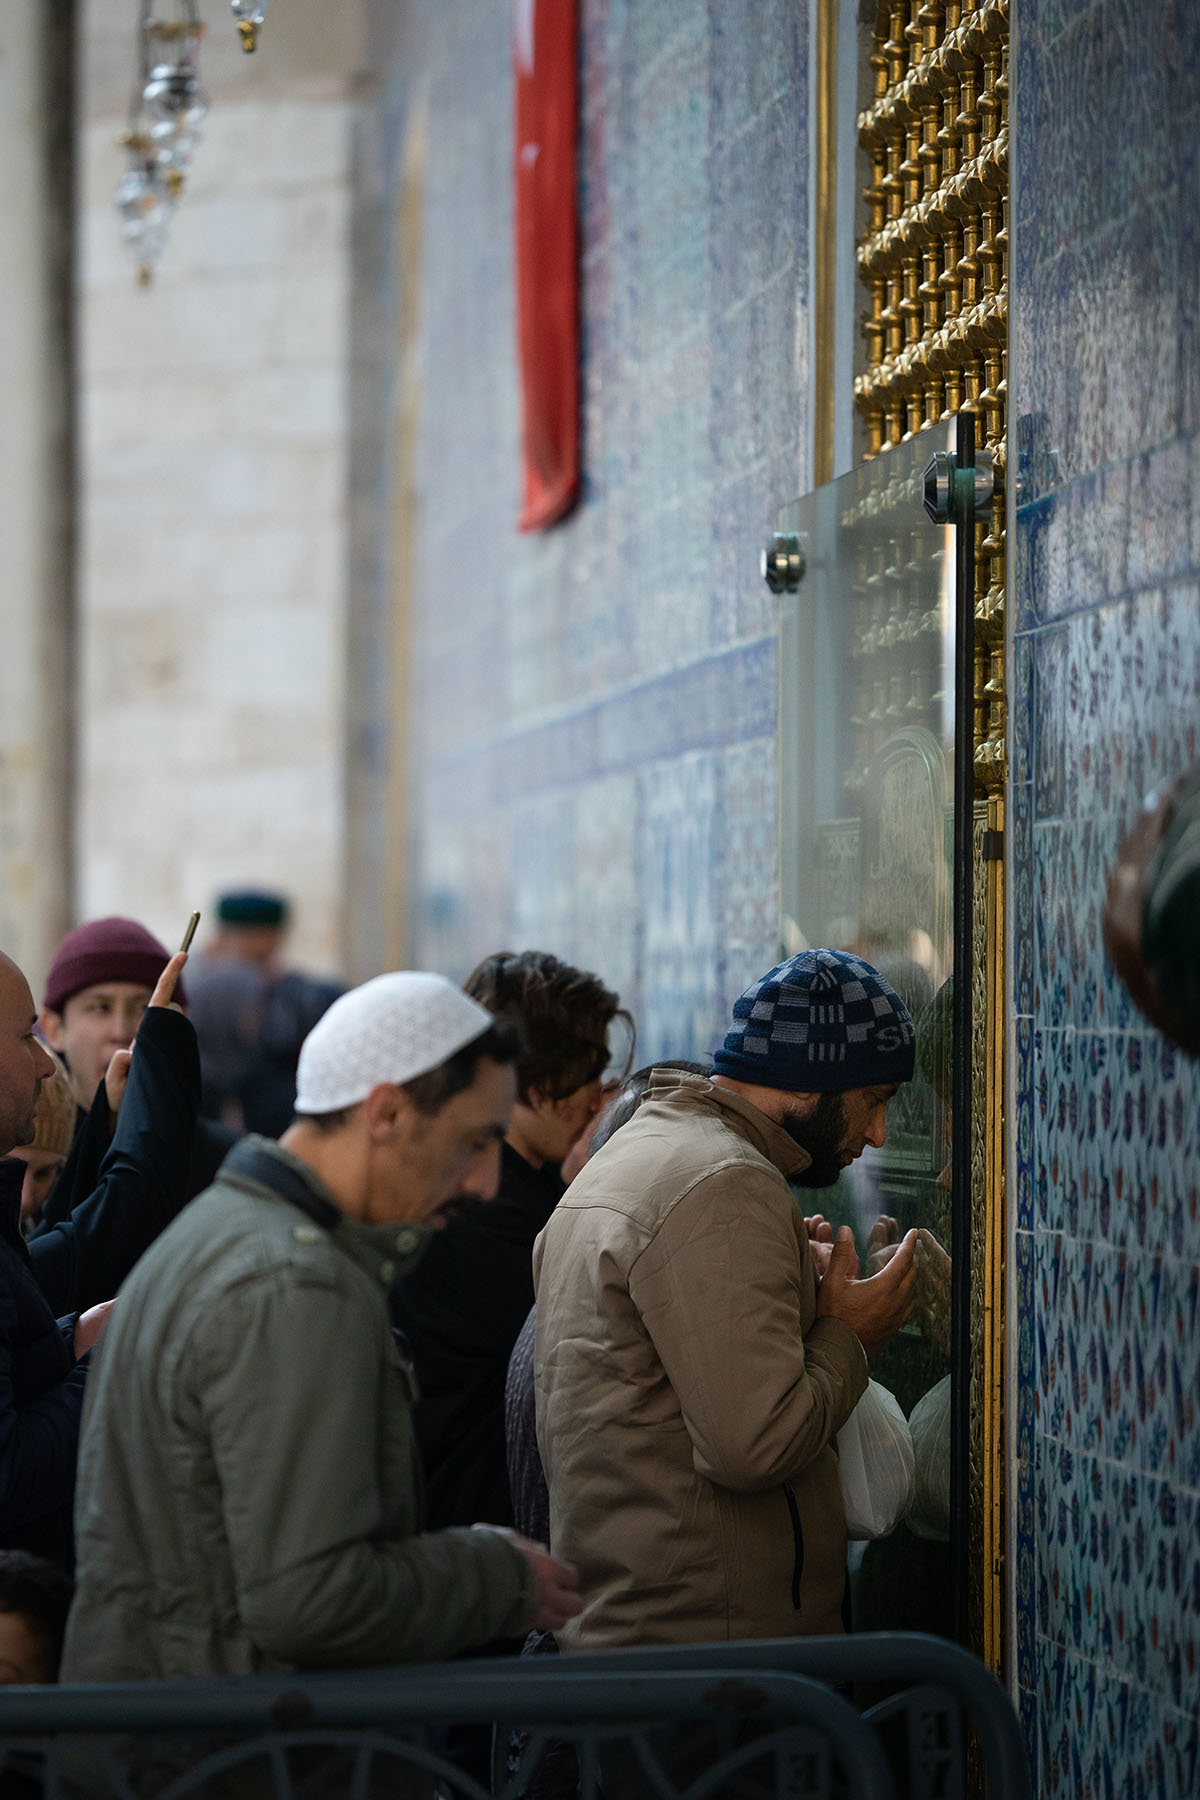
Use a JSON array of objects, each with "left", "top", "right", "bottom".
[{"left": 777, "top": 425, "right": 958, "bottom": 1640}]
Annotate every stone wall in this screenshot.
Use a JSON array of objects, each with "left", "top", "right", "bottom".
[
  {"left": 0, "top": 4, "right": 75, "bottom": 983},
  {"left": 73, "top": 1, "right": 361, "bottom": 980},
  {"left": 1010, "top": 2, "right": 1200, "bottom": 1790}
]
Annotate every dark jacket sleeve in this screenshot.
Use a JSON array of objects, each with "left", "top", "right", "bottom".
[
  {"left": 0, "top": 1281, "right": 89, "bottom": 1540},
  {"left": 30, "top": 1009, "right": 201, "bottom": 1316},
  {"left": 36, "top": 1091, "right": 109, "bottom": 1230}
]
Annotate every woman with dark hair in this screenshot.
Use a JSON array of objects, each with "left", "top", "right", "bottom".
[{"left": 393, "top": 951, "right": 632, "bottom": 1532}]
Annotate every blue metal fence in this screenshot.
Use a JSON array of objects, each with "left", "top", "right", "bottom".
[{"left": 0, "top": 1632, "right": 1029, "bottom": 1800}]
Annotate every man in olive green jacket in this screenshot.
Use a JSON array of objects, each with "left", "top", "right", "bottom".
[
  {"left": 62, "top": 973, "right": 580, "bottom": 1682},
  {"left": 534, "top": 949, "right": 919, "bottom": 1649}
]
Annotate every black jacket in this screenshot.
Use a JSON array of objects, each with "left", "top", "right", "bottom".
[
  {"left": 31, "top": 1008, "right": 205, "bottom": 1315},
  {"left": 0, "top": 1159, "right": 87, "bottom": 1565},
  {"left": 37, "top": 1052, "right": 233, "bottom": 1266},
  {"left": 392, "top": 1143, "right": 564, "bottom": 1531},
  {"left": 1, "top": 1006, "right": 202, "bottom": 1564}
]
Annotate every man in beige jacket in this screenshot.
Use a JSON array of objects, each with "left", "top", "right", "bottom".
[{"left": 534, "top": 948, "right": 919, "bottom": 1648}]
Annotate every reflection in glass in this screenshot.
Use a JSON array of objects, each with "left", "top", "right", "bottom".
[{"left": 777, "top": 429, "right": 958, "bottom": 1638}]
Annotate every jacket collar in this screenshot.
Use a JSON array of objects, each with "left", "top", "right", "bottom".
[
  {"left": 645, "top": 1070, "right": 812, "bottom": 1181},
  {"left": 220, "top": 1135, "right": 433, "bottom": 1285}
]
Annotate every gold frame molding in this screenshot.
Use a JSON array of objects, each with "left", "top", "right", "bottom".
[
  {"left": 826, "top": 0, "right": 1009, "bottom": 1675},
  {"left": 813, "top": 0, "right": 839, "bottom": 489}
]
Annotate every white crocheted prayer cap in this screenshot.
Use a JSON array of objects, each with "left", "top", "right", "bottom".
[{"left": 294, "top": 972, "right": 494, "bottom": 1114}]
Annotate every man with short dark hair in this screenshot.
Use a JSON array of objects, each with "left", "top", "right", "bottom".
[
  {"left": 394, "top": 950, "right": 631, "bottom": 1531},
  {"left": 535, "top": 948, "right": 920, "bottom": 1648},
  {"left": 62, "top": 972, "right": 581, "bottom": 1683}
]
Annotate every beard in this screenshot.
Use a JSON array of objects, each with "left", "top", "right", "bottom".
[{"left": 779, "top": 1092, "right": 850, "bottom": 1188}]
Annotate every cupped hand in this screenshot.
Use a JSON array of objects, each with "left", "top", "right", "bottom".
[
  {"left": 816, "top": 1224, "right": 918, "bottom": 1356},
  {"left": 865, "top": 1213, "right": 901, "bottom": 1276}
]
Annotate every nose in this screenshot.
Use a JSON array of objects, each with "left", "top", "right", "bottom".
[
  {"left": 33, "top": 1040, "right": 56, "bottom": 1082},
  {"left": 864, "top": 1105, "right": 888, "bottom": 1150},
  {"left": 460, "top": 1140, "right": 503, "bottom": 1204}
]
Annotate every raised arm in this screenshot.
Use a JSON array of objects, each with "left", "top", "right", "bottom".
[{"left": 31, "top": 953, "right": 200, "bottom": 1315}]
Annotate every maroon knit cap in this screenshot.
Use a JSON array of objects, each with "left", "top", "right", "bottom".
[{"left": 43, "top": 916, "right": 187, "bottom": 1013}]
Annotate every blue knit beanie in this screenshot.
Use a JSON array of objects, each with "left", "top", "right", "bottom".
[{"left": 712, "top": 949, "right": 916, "bottom": 1092}]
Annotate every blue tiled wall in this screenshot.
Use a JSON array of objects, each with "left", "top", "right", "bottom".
[
  {"left": 1012, "top": 2, "right": 1200, "bottom": 1791},
  {"left": 384, "top": 0, "right": 807, "bottom": 1056}
]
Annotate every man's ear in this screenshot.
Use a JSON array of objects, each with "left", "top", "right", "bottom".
[
  {"left": 361, "top": 1082, "right": 413, "bottom": 1142},
  {"left": 40, "top": 1009, "right": 67, "bottom": 1055}
]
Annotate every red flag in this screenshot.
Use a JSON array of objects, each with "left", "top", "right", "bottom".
[{"left": 513, "top": 0, "right": 580, "bottom": 531}]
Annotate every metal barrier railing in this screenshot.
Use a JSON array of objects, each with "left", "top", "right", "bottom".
[
  {"left": 0, "top": 1631, "right": 1030, "bottom": 1800},
  {"left": 558, "top": 1631, "right": 1031, "bottom": 1800}
]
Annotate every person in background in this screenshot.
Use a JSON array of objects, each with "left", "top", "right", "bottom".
[
  {"left": 0, "top": 945, "right": 197, "bottom": 1566},
  {"left": 535, "top": 949, "right": 921, "bottom": 1651},
  {"left": 0, "top": 1551, "right": 73, "bottom": 1684},
  {"left": 61, "top": 972, "right": 580, "bottom": 1683},
  {"left": 38, "top": 916, "right": 237, "bottom": 1209},
  {"left": 186, "top": 890, "right": 345, "bottom": 1137},
  {"left": 7, "top": 1054, "right": 75, "bottom": 1237},
  {"left": 393, "top": 950, "right": 632, "bottom": 1533}
]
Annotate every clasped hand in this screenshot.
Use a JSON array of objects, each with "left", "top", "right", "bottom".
[{"left": 807, "top": 1215, "right": 918, "bottom": 1355}]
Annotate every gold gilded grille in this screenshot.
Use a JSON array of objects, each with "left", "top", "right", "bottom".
[
  {"left": 852, "top": 0, "right": 1010, "bottom": 1677},
  {"left": 855, "top": 0, "right": 1008, "bottom": 790}
]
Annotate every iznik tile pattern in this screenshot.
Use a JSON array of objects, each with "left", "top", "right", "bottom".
[
  {"left": 1013, "top": 2, "right": 1200, "bottom": 1791},
  {"left": 368, "top": 0, "right": 807, "bottom": 1055}
]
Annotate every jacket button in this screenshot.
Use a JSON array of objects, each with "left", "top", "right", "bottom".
[
  {"left": 379, "top": 1259, "right": 397, "bottom": 1284},
  {"left": 293, "top": 1225, "right": 321, "bottom": 1245},
  {"left": 394, "top": 1229, "right": 418, "bottom": 1253}
]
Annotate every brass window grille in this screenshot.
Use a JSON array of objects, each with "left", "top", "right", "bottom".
[{"left": 853, "top": 0, "right": 1010, "bottom": 1675}]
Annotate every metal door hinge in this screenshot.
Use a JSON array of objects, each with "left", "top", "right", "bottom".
[{"left": 761, "top": 532, "right": 806, "bottom": 594}]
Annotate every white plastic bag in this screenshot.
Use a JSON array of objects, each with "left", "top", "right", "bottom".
[
  {"left": 836, "top": 1378, "right": 916, "bottom": 1540},
  {"left": 906, "top": 1374, "right": 951, "bottom": 1542}
]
